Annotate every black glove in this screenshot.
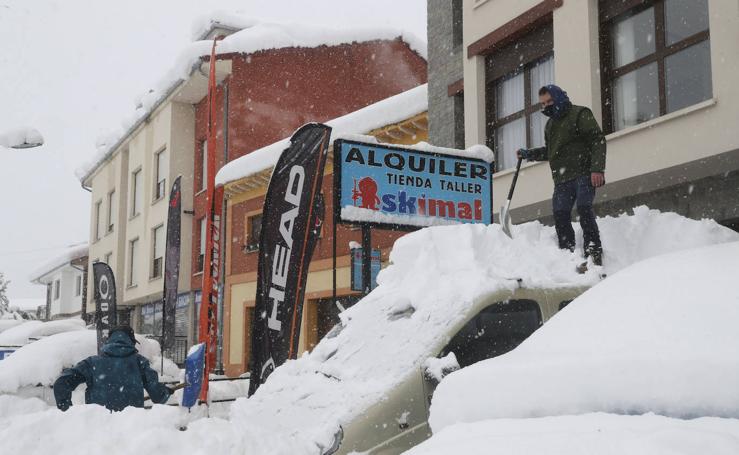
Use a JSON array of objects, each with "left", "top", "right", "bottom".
[{"left": 517, "top": 148, "right": 532, "bottom": 160}]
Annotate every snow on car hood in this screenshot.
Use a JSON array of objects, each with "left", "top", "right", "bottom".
[
  {"left": 429, "top": 240, "right": 739, "bottom": 433},
  {"left": 228, "top": 207, "right": 739, "bottom": 451}
]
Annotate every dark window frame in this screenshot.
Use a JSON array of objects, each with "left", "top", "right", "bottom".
[
  {"left": 244, "top": 213, "right": 263, "bottom": 253},
  {"left": 484, "top": 22, "right": 554, "bottom": 171},
  {"left": 599, "top": 0, "right": 711, "bottom": 133}
]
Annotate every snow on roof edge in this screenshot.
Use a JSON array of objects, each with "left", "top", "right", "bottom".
[
  {"left": 75, "top": 18, "right": 427, "bottom": 184},
  {"left": 28, "top": 243, "right": 88, "bottom": 284}
]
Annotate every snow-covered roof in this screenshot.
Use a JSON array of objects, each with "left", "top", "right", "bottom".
[
  {"left": 428, "top": 240, "right": 739, "bottom": 433},
  {"left": 28, "top": 243, "right": 88, "bottom": 284},
  {"left": 224, "top": 207, "right": 739, "bottom": 451},
  {"left": 76, "top": 16, "right": 427, "bottom": 184},
  {"left": 215, "top": 84, "right": 492, "bottom": 188}
]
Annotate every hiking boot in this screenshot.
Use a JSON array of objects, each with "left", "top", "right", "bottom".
[{"left": 584, "top": 243, "right": 603, "bottom": 267}]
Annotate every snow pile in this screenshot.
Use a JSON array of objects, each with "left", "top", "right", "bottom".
[
  {"left": 28, "top": 242, "right": 88, "bottom": 282},
  {"left": 428, "top": 240, "right": 739, "bottom": 433},
  {"left": 0, "top": 127, "right": 43, "bottom": 150},
  {"left": 223, "top": 208, "right": 738, "bottom": 451},
  {"left": 0, "top": 321, "right": 43, "bottom": 346},
  {"left": 406, "top": 413, "right": 739, "bottom": 455},
  {"left": 190, "top": 11, "right": 258, "bottom": 40},
  {"left": 215, "top": 84, "right": 434, "bottom": 185},
  {"left": 0, "top": 329, "right": 177, "bottom": 394},
  {"left": 76, "top": 17, "right": 426, "bottom": 182},
  {"left": 0, "top": 209, "right": 736, "bottom": 454},
  {"left": 0, "top": 320, "right": 23, "bottom": 333}
]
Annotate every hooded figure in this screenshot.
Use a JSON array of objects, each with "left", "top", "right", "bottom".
[
  {"left": 540, "top": 84, "right": 572, "bottom": 119},
  {"left": 53, "top": 326, "right": 172, "bottom": 412}
]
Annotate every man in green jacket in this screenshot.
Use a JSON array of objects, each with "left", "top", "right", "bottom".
[{"left": 518, "top": 85, "right": 606, "bottom": 266}]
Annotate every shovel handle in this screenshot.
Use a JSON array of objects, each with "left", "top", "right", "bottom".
[
  {"left": 506, "top": 157, "right": 524, "bottom": 201},
  {"left": 144, "top": 382, "right": 186, "bottom": 402}
]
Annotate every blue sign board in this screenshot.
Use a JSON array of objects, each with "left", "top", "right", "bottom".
[
  {"left": 182, "top": 342, "right": 205, "bottom": 408},
  {"left": 351, "top": 248, "right": 381, "bottom": 292},
  {"left": 334, "top": 140, "right": 493, "bottom": 228}
]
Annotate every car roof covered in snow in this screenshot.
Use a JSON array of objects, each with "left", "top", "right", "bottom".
[
  {"left": 226, "top": 208, "right": 739, "bottom": 451},
  {"left": 428, "top": 240, "right": 739, "bottom": 433}
]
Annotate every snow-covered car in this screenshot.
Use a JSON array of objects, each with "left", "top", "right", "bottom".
[
  {"left": 0, "top": 319, "right": 86, "bottom": 360},
  {"left": 404, "top": 241, "right": 739, "bottom": 455},
  {"left": 227, "top": 208, "right": 738, "bottom": 455}
]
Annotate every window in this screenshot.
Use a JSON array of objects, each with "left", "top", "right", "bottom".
[
  {"left": 128, "top": 238, "right": 139, "bottom": 286},
  {"left": 245, "top": 213, "right": 263, "bottom": 252},
  {"left": 197, "top": 217, "right": 206, "bottom": 272},
  {"left": 600, "top": 0, "right": 711, "bottom": 133},
  {"left": 107, "top": 189, "right": 115, "bottom": 233},
  {"left": 155, "top": 148, "right": 167, "bottom": 200},
  {"left": 199, "top": 140, "right": 207, "bottom": 192},
  {"left": 485, "top": 24, "right": 554, "bottom": 171},
  {"left": 440, "top": 299, "right": 542, "bottom": 369},
  {"left": 53, "top": 280, "right": 60, "bottom": 300},
  {"left": 94, "top": 200, "right": 102, "bottom": 240},
  {"left": 152, "top": 225, "right": 164, "bottom": 279},
  {"left": 131, "top": 169, "right": 142, "bottom": 216},
  {"left": 453, "top": 92, "right": 465, "bottom": 149},
  {"left": 75, "top": 276, "right": 82, "bottom": 297}
]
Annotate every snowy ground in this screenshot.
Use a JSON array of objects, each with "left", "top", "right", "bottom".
[{"left": 0, "top": 208, "right": 737, "bottom": 454}]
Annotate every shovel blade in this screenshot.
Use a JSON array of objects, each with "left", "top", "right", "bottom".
[{"left": 500, "top": 201, "right": 513, "bottom": 238}]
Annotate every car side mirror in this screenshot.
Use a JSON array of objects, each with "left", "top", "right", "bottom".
[{"left": 423, "top": 352, "right": 460, "bottom": 383}]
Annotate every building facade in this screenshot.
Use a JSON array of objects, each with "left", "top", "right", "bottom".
[
  {"left": 30, "top": 244, "right": 88, "bottom": 321},
  {"left": 431, "top": 0, "right": 739, "bottom": 230}
]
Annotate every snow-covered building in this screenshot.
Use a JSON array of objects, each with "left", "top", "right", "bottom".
[
  {"left": 427, "top": 0, "right": 739, "bottom": 231},
  {"left": 215, "top": 85, "right": 431, "bottom": 376},
  {"left": 29, "top": 244, "right": 88, "bottom": 321},
  {"left": 77, "top": 14, "right": 427, "bottom": 366}
]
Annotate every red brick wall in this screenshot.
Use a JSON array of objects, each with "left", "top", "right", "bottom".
[{"left": 191, "top": 38, "right": 426, "bottom": 286}]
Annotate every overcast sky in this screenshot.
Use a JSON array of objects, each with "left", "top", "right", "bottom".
[{"left": 0, "top": 0, "right": 426, "bottom": 308}]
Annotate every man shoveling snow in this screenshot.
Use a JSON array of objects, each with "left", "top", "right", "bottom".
[
  {"left": 518, "top": 84, "right": 607, "bottom": 272},
  {"left": 53, "top": 326, "right": 173, "bottom": 412}
]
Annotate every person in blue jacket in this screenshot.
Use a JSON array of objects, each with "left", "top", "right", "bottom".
[{"left": 53, "top": 325, "right": 173, "bottom": 412}]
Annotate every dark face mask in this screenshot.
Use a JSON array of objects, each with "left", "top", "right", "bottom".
[{"left": 542, "top": 104, "right": 556, "bottom": 118}]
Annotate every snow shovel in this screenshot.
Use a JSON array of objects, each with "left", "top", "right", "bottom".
[{"left": 500, "top": 156, "right": 524, "bottom": 238}]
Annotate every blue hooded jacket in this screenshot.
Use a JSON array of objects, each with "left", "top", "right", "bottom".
[
  {"left": 541, "top": 84, "right": 572, "bottom": 119},
  {"left": 53, "top": 330, "right": 171, "bottom": 412}
]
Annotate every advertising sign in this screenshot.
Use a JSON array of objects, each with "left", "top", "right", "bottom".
[
  {"left": 93, "top": 262, "right": 117, "bottom": 355},
  {"left": 334, "top": 140, "right": 493, "bottom": 228}
]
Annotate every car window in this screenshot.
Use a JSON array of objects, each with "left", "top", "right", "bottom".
[{"left": 440, "top": 299, "right": 542, "bottom": 369}]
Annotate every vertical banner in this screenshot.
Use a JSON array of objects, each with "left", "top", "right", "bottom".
[
  {"left": 198, "top": 38, "right": 221, "bottom": 402},
  {"left": 161, "top": 176, "right": 182, "bottom": 352},
  {"left": 248, "top": 123, "right": 332, "bottom": 396},
  {"left": 93, "top": 262, "right": 117, "bottom": 355}
]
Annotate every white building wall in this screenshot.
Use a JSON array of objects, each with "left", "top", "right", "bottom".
[
  {"left": 41, "top": 265, "right": 84, "bottom": 319},
  {"left": 462, "top": 0, "right": 739, "bottom": 217}
]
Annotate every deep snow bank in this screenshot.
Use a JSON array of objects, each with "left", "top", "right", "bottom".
[
  {"left": 429, "top": 241, "right": 739, "bottom": 432},
  {"left": 405, "top": 413, "right": 739, "bottom": 455}
]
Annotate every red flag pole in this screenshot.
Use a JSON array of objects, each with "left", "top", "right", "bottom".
[{"left": 198, "top": 38, "right": 222, "bottom": 403}]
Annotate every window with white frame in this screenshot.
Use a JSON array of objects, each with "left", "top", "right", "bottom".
[
  {"left": 128, "top": 238, "right": 139, "bottom": 286},
  {"left": 53, "top": 280, "right": 60, "bottom": 300},
  {"left": 197, "top": 217, "right": 206, "bottom": 272},
  {"left": 131, "top": 168, "right": 142, "bottom": 216},
  {"left": 199, "top": 140, "right": 207, "bottom": 192},
  {"left": 94, "top": 200, "right": 102, "bottom": 240},
  {"left": 152, "top": 225, "right": 164, "bottom": 279},
  {"left": 75, "top": 275, "right": 82, "bottom": 297},
  {"left": 155, "top": 148, "right": 167, "bottom": 200},
  {"left": 107, "top": 189, "right": 115, "bottom": 233}
]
